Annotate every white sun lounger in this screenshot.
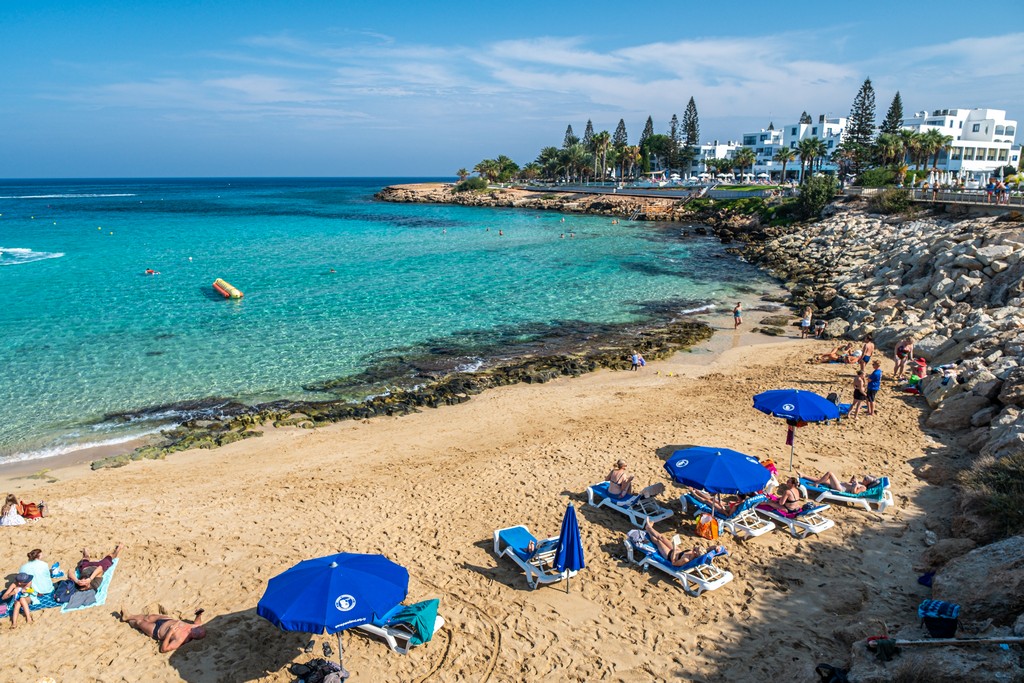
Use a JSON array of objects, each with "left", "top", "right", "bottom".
[
  {"left": 623, "top": 534, "right": 733, "bottom": 597},
  {"left": 755, "top": 502, "right": 835, "bottom": 539},
  {"left": 680, "top": 493, "right": 776, "bottom": 539},
  {"left": 586, "top": 481, "right": 673, "bottom": 528},
  {"left": 356, "top": 606, "right": 445, "bottom": 655},
  {"left": 798, "top": 476, "right": 894, "bottom": 513},
  {"left": 493, "top": 525, "right": 575, "bottom": 589}
]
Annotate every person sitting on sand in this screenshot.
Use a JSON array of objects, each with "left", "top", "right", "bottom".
[
  {"left": 71, "top": 544, "right": 123, "bottom": 589},
  {"left": 2, "top": 573, "right": 34, "bottom": 629},
  {"left": 643, "top": 518, "right": 724, "bottom": 567},
  {"left": 762, "top": 478, "right": 803, "bottom": 512},
  {"left": 120, "top": 607, "right": 206, "bottom": 653},
  {"left": 800, "top": 471, "right": 879, "bottom": 494},
  {"left": 0, "top": 494, "right": 26, "bottom": 526},
  {"left": 607, "top": 459, "right": 635, "bottom": 496},
  {"left": 19, "top": 549, "right": 54, "bottom": 596}
]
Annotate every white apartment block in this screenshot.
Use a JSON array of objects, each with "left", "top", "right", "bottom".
[
  {"left": 901, "top": 108, "right": 1021, "bottom": 174},
  {"left": 735, "top": 115, "right": 847, "bottom": 180}
]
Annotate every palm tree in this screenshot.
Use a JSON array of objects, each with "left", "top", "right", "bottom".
[
  {"left": 923, "top": 129, "right": 953, "bottom": 169},
  {"left": 733, "top": 147, "right": 757, "bottom": 181},
  {"left": 897, "top": 129, "right": 918, "bottom": 167},
  {"left": 874, "top": 133, "right": 901, "bottom": 167},
  {"left": 811, "top": 138, "right": 828, "bottom": 173},
  {"left": 536, "top": 146, "right": 560, "bottom": 180},
  {"left": 797, "top": 138, "right": 820, "bottom": 183},
  {"left": 473, "top": 159, "right": 498, "bottom": 182},
  {"left": 456, "top": 168, "right": 469, "bottom": 182},
  {"left": 621, "top": 145, "right": 641, "bottom": 180},
  {"left": 520, "top": 163, "right": 541, "bottom": 181},
  {"left": 592, "top": 131, "right": 612, "bottom": 181},
  {"left": 773, "top": 148, "right": 796, "bottom": 183}
]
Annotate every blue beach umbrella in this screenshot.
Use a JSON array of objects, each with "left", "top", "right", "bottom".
[
  {"left": 554, "top": 503, "right": 585, "bottom": 593},
  {"left": 257, "top": 552, "right": 408, "bottom": 674},
  {"left": 663, "top": 446, "right": 772, "bottom": 495},
  {"left": 753, "top": 389, "right": 840, "bottom": 470}
]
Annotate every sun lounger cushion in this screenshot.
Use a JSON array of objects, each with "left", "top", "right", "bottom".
[
  {"left": 372, "top": 599, "right": 440, "bottom": 646},
  {"left": 496, "top": 527, "right": 557, "bottom": 561},
  {"left": 589, "top": 481, "right": 640, "bottom": 505}
]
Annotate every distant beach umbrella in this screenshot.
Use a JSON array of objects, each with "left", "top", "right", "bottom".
[
  {"left": 752, "top": 389, "right": 840, "bottom": 470},
  {"left": 664, "top": 446, "right": 771, "bottom": 495},
  {"left": 554, "top": 503, "right": 585, "bottom": 593}
]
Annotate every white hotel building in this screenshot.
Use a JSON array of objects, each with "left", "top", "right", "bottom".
[{"left": 901, "top": 108, "right": 1020, "bottom": 175}]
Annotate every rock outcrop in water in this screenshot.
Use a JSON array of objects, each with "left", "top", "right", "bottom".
[{"left": 93, "top": 320, "right": 713, "bottom": 469}]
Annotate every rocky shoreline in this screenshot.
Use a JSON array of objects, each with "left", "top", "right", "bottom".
[{"left": 739, "top": 200, "right": 1024, "bottom": 680}]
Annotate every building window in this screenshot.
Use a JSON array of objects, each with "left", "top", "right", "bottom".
[
  {"left": 987, "top": 148, "right": 997, "bottom": 161},
  {"left": 972, "top": 123, "right": 981, "bottom": 132},
  {"left": 812, "top": 127, "right": 817, "bottom": 135},
  {"left": 999, "top": 149, "right": 1008, "bottom": 161},
  {"left": 791, "top": 128, "right": 797, "bottom": 135},
  {"left": 1007, "top": 126, "right": 1016, "bottom": 136},
  {"left": 963, "top": 148, "right": 975, "bottom": 160},
  {"left": 951, "top": 148, "right": 962, "bottom": 160},
  {"left": 996, "top": 126, "right": 1005, "bottom": 135},
  {"left": 828, "top": 140, "right": 834, "bottom": 148}
]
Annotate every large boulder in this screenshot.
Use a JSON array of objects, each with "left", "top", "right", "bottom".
[
  {"left": 920, "top": 373, "right": 964, "bottom": 408},
  {"left": 931, "top": 535, "right": 1024, "bottom": 625},
  {"left": 997, "top": 367, "right": 1024, "bottom": 406},
  {"left": 925, "top": 392, "right": 993, "bottom": 430}
]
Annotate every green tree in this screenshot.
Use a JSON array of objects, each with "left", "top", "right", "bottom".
[
  {"left": 668, "top": 114, "right": 681, "bottom": 171},
  {"left": 796, "top": 175, "right": 838, "bottom": 219},
  {"left": 474, "top": 159, "right": 498, "bottom": 182},
  {"left": 681, "top": 98, "right": 699, "bottom": 173},
  {"left": 733, "top": 147, "right": 757, "bottom": 180},
  {"left": 536, "top": 146, "right": 560, "bottom": 179},
  {"left": 797, "top": 137, "right": 820, "bottom": 183},
  {"left": 846, "top": 77, "right": 877, "bottom": 174},
  {"left": 642, "top": 133, "right": 672, "bottom": 172},
  {"left": 612, "top": 119, "right": 628, "bottom": 148},
  {"left": 456, "top": 168, "right": 469, "bottom": 182},
  {"left": 582, "top": 120, "right": 595, "bottom": 151},
  {"left": 874, "top": 132, "right": 902, "bottom": 166},
  {"left": 923, "top": 129, "right": 954, "bottom": 168},
  {"left": 563, "top": 125, "right": 578, "bottom": 149},
  {"left": 621, "top": 145, "right": 641, "bottom": 180},
  {"left": 640, "top": 116, "right": 654, "bottom": 149},
  {"left": 593, "top": 130, "right": 611, "bottom": 180},
  {"left": 520, "top": 162, "right": 541, "bottom": 181},
  {"left": 494, "top": 155, "right": 519, "bottom": 182},
  {"left": 773, "top": 147, "right": 796, "bottom": 182},
  {"left": 880, "top": 91, "right": 904, "bottom": 136}
]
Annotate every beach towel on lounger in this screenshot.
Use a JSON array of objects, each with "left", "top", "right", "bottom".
[
  {"left": 61, "top": 558, "right": 119, "bottom": 613},
  {"left": 373, "top": 599, "right": 440, "bottom": 646}
]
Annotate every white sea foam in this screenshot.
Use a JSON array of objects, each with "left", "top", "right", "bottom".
[
  {"left": 0, "top": 426, "right": 166, "bottom": 466},
  {"left": 455, "top": 359, "right": 484, "bottom": 373},
  {"left": 678, "top": 303, "right": 716, "bottom": 315},
  {"left": 0, "top": 193, "right": 137, "bottom": 199},
  {"left": 0, "top": 247, "right": 65, "bottom": 266}
]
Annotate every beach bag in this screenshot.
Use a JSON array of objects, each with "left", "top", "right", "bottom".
[
  {"left": 695, "top": 513, "right": 719, "bottom": 541},
  {"left": 918, "top": 599, "right": 959, "bottom": 638},
  {"left": 51, "top": 579, "right": 75, "bottom": 605},
  {"left": 20, "top": 502, "right": 42, "bottom": 519}
]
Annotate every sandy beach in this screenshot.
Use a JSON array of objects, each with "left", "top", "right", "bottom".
[{"left": 0, "top": 314, "right": 947, "bottom": 682}]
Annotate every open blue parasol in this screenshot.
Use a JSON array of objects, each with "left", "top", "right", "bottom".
[
  {"left": 257, "top": 552, "right": 408, "bottom": 675},
  {"left": 663, "top": 446, "right": 771, "bottom": 495},
  {"left": 753, "top": 389, "right": 840, "bottom": 470},
  {"left": 554, "top": 503, "right": 585, "bottom": 593}
]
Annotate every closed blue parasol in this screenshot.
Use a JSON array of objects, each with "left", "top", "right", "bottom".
[
  {"left": 257, "top": 552, "right": 408, "bottom": 675},
  {"left": 753, "top": 389, "right": 840, "bottom": 470},
  {"left": 664, "top": 447, "right": 771, "bottom": 495},
  {"left": 554, "top": 503, "right": 585, "bottom": 593}
]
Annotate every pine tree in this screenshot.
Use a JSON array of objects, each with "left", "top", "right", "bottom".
[
  {"left": 846, "top": 77, "right": 877, "bottom": 173},
  {"left": 612, "top": 119, "right": 628, "bottom": 148},
  {"left": 640, "top": 116, "right": 654, "bottom": 148},
  {"left": 681, "top": 98, "right": 700, "bottom": 173},
  {"left": 563, "top": 125, "right": 577, "bottom": 149},
  {"left": 880, "top": 91, "right": 904, "bottom": 136},
  {"left": 668, "top": 114, "right": 681, "bottom": 170},
  {"left": 582, "top": 120, "right": 595, "bottom": 151},
  {"left": 800, "top": 111, "right": 812, "bottom": 124}
]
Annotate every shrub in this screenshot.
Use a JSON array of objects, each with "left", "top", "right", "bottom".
[
  {"left": 868, "top": 188, "right": 913, "bottom": 214},
  {"left": 795, "top": 176, "right": 837, "bottom": 219},
  {"left": 960, "top": 451, "right": 1024, "bottom": 539},
  {"left": 759, "top": 199, "right": 799, "bottom": 225},
  {"left": 857, "top": 167, "right": 897, "bottom": 188},
  {"left": 453, "top": 177, "right": 488, "bottom": 192}
]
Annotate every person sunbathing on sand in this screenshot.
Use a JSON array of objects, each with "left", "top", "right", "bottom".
[
  {"left": 762, "top": 478, "right": 803, "bottom": 512},
  {"left": 800, "top": 471, "right": 879, "bottom": 494},
  {"left": 72, "top": 544, "right": 123, "bottom": 589},
  {"left": 643, "top": 518, "right": 723, "bottom": 567},
  {"left": 811, "top": 344, "right": 852, "bottom": 364},
  {"left": 120, "top": 608, "right": 206, "bottom": 653}
]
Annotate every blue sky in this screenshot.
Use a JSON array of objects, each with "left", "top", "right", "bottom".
[{"left": 2, "top": 0, "right": 1022, "bottom": 177}]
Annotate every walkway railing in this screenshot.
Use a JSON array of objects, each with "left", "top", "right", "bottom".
[{"left": 911, "top": 189, "right": 1024, "bottom": 207}]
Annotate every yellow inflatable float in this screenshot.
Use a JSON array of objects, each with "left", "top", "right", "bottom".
[{"left": 213, "top": 278, "right": 244, "bottom": 299}]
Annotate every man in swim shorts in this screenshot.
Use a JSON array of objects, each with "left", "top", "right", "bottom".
[{"left": 120, "top": 607, "right": 207, "bottom": 653}]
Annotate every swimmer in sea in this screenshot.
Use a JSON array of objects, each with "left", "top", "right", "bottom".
[{"left": 145, "top": 269, "right": 160, "bottom": 275}]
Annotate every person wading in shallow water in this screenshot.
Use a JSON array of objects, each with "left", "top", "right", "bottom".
[{"left": 120, "top": 608, "right": 207, "bottom": 653}]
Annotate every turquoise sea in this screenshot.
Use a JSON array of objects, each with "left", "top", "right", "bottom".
[{"left": 0, "top": 178, "right": 774, "bottom": 464}]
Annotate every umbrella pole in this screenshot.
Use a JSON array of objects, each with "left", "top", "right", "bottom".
[
  {"left": 337, "top": 632, "right": 349, "bottom": 679},
  {"left": 790, "top": 442, "right": 795, "bottom": 472}
]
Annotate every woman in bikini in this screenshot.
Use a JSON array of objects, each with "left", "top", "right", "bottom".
[
  {"left": 607, "top": 459, "right": 634, "bottom": 497},
  {"left": 763, "top": 478, "right": 803, "bottom": 513},
  {"left": 120, "top": 608, "right": 207, "bottom": 653},
  {"left": 642, "top": 518, "right": 723, "bottom": 567},
  {"left": 800, "top": 471, "right": 879, "bottom": 494},
  {"left": 893, "top": 337, "right": 914, "bottom": 380}
]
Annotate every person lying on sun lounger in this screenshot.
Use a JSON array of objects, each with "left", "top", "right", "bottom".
[
  {"left": 799, "top": 471, "right": 879, "bottom": 494},
  {"left": 760, "top": 478, "right": 803, "bottom": 513},
  {"left": 688, "top": 489, "right": 752, "bottom": 515},
  {"left": 643, "top": 518, "right": 724, "bottom": 567}
]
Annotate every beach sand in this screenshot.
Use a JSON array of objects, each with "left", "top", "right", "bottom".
[{"left": 0, "top": 315, "right": 948, "bottom": 682}]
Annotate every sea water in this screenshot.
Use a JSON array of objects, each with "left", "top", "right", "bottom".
[{"left": 0, "top": 178, "right": 773, "bottom": 463}]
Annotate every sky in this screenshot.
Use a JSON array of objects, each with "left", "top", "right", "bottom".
[{"left": 2, "top": 0, "right": 1022, "bottom": 178}]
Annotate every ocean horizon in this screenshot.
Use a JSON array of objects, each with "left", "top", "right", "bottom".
[{"left": 0, "top": 177, "right": 774, "bottom": 465}]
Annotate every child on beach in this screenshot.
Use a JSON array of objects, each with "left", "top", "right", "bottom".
[
  {"left": 2, "top": 573, "right": 34, "bottom": 628},
  {"left": 0, "top": 494, "right": 25, "bottom": 526},
  {"left": 733, "top": 303, "right": 742, "bottom": 329},
  {"left": 800, "top": 307, "right": 813, "bottom": 338},
  {"left": 850, "top": 370, "right": 867, "bottom": 418}
]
